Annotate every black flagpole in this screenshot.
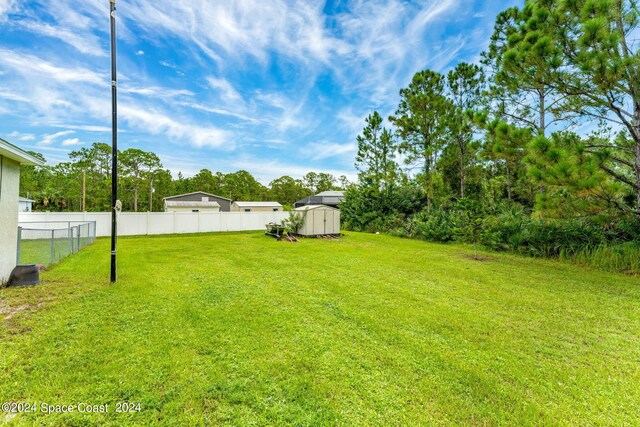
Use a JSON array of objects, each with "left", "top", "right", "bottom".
[{"left": 110, "top": 0, "right": 118, "bottom": 283}]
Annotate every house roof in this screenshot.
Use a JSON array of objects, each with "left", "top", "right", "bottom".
[
  {"left": 294, "top": 195, "right": 343, "bottom": 206},
  {"left": 0, "top": 138, "right": 45, "bottom": 166},
  {"left": 315, "top": 190, "right": 344, "bottom": 197},
  {"left": 294, "top": 204, "right": 339, "bottom": 211},
  {"left": 232, "top": 201, "right": 283, "bottom": 207},
  {"left": 163, "top": 191, "right": 231, "bottom": 201},
  {"left": 165, "top": 201, "right": 220, "bottom": 207}
]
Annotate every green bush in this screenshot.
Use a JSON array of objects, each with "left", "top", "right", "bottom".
[
  {"left": 560, "top": 242, "right": 640, "bottom": 274},
  {"left": 411, "top": 208, "right": 457, "bottom": 243}
]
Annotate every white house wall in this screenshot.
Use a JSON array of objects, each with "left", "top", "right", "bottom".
[
  {"left": 0, "top": 157, "right": 20, "bottom": 282},
  {"left": 165, "top": 206, "right": 220, "bottom": 213}
]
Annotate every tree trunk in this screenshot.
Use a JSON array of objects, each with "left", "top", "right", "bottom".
[
  {"left": 506, "top": 162, "right": 512, "bottom": 200},
  {"left": 149, "top": 177, "right": 153, "bottom": 212},
  {"left": 459, "top": 145, "right": 465, "bottom": 199},
  {"left": 634, "top": 135, "right": 640, "bottom": 217},
  {"left": 538, "top": 89, "right": 545, "bottom": 136},
  {"left": 134, "top": 186, "right": 138, "bottom": 212}
]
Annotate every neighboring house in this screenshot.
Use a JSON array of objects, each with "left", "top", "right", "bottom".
[
  {"left": 19, "top": 197, "right": 34, "bottom": 212},
  {"left": 163, "top": 191, "right": 231, "bottom": 212},
  {"left": 0, "top": 138, "right": 45, "bottom": 283},
  {"left": 294, "top": 190, "right": 344, "bottom": 209},
  {"left": 230, "top": 201, "right": 283, "bottom": 212}
]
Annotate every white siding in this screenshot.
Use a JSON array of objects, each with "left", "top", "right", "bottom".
[
  {"left": 0, "top": 158, "right": 20, "bottom": 282},
  {"left": 19, "top": 211, "right": 290, "bottom": 237},
  {"left": 165, "top": 206, "right": 220, "bottom": 213}
]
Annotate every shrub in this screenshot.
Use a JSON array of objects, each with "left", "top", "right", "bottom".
[
  {"left": 282, "top": 211, "right": 304, "bottom": 235},
  {"left": 411, "top": 208, "right": 457, "bottom": 243}
]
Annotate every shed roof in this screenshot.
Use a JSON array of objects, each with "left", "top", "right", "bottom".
[
  {"left": 294, "top": 204, "right": 339, "bottom": 211},
  {"left": 163, "top": 191, "right": 231, "bottom": 201},
  {"left": 232, "top": 201, "right": 283, "bottom": 207},
  {"left": 165, "top": 200, "right": 220, "bottom": 207},
  {"left": 19, "top": 197, "right": 35, "bottom": 202},
  {"left": 0, "top": 138, "right": 45, "bottom": 166}
]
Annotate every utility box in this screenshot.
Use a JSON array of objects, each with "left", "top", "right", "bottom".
[{"left": 294, "top": 205, "right": 340, "bottom": 236}]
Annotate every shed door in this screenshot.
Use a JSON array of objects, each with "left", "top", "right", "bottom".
[
  {"left": 313, "top": 209, "right": 325, "bottom": 234},
  {"left": 324, "top": 209, "right": 334, "bottom": 234},
  {"left": 334, "top": 210, "right": 340, "bottom": 233}
]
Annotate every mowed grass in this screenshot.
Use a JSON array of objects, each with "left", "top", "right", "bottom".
[{"left": 1, "top": 232, "right": 639, "bottom": 426}]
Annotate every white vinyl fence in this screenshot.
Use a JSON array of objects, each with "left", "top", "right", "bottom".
[{"left": 19, "top": 211, "right": 290, "bottom": 237}]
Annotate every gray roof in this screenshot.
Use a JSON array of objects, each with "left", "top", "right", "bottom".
[
  {"left": 315, "top": 190, "right": 344, "bottom": 197},
  {"left": 19, "top": 197, "right": 35, "bottom": 202},
  {"left": 294, "top": 191, "right": 344, "bottom": 207},
  {"left": 232, "top": 201, "right": 283, "bottom": 207},
  {"left": 294, "top": 204, "right": 339, "bottom": 211},
  {"left": 163, "top": 191, "right": 231, "bottom": 201},
  {"left": 0, "top": 138, "right": 45, "bottom": 166},
  {"left": 165, "top": 200, "right": 220, "bottom": 207}
]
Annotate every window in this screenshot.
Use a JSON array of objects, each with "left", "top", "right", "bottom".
[
  {"left": 272, "top": 208, "right": 279, "bottom": 212},
  {"left": 192, "top": 209, "right": 199, "bottom": 212},
  {"left": 244, "top": 208, "right": 251, "bottom": 212}
]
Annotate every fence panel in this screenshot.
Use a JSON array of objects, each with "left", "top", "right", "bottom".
[
  {"left": 17, "top": 221, "right": 97, "bottom": 266},
  {"left": 19, "top": 212, "right": 290, "bottom": 237}
]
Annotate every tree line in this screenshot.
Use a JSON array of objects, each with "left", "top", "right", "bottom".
[
  {"left": 20, "top": 143, "right": 347, "bottom": 212},
  {"left": 342, "top": 0, "right": 640, "bottom": 273}
]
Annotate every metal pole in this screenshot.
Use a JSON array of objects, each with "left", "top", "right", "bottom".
[{"left": 110, "top": 0, "right": 118, "bottom": 283}]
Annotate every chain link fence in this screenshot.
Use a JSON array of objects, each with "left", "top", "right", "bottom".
[{"left": 17, "top": 221, "right": 96, "bottom": 266}]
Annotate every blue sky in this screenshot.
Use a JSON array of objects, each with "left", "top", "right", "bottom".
[{"left": 0, "top": 0, "right": 521, "bottom": 183}]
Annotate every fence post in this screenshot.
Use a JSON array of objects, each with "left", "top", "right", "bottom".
[
  {"left": 50, "top": 229, "right": 55, "bottom": 264},
  {"left": 16, "top": 226, "right": 22, "bottom": 265},
  {"left": 69, "top": 225, "right": 73, "bottom": 254},
  {"left": 77, "top": 225, "right": 81, "bottom": 251}
]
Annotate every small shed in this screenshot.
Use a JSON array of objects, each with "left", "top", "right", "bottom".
[
  {"left": 19, "top": 197, "right": 34, "bottom": 212},
  {"left": 294, "top": 204, "right": 340, "bottom": 236},
  {"left": 231, "top": 201, "right": 283, "bottom": 212}
]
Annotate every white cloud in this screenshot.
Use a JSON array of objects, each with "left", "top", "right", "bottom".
[
  {"left": 38, "top": 130, "right": 75, "bottom": 146},
  {"left": 119, "top": 105, "right": 233, "bottom": 149},
  {"left": 52, "top": 125, "right": 112, "bottom": 132},
  {"left": 307, "top": 141, "right": 357, "bottom": 161},
  {"left": 19, "top": 133, "right": 35, "bottom": 141},
  {"left": 177, "top": 102, "right": 259, "bottom": 123},
  {"left": 231, "top": 156, "right": 356, "bottom": 184},
  {"left": 19, "top": 20, "right": 107, "bottom": 57},
  {"left": 136, "top": 50, "right": 145, "bottom": 56},
  {"left": 0, "top": 0, "right": 18, "bottom": 21},
  {"left": 123, "top": 86, "right": 194, "bottom": 99},
  {"left": 207, "top": 77, "right": 242, "bottom": 102},
  {"left": 0, "top": 90, "right": 31, "bottom": 103},
  {"left": 122, "top": 1, "right": 345, "bottom": 65},
  {"left": 62, "top": 137, "right": 81, "bottom": 146},
  {"left": 0, "top": 49, "right": 104, "bottom": 86}
]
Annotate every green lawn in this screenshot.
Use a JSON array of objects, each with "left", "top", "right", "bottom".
[{"left": 1, "top": 232, "right": 639, "bottom": 426}]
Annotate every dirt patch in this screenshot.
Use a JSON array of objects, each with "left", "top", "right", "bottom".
[{"left": 0, "top": 302, "right": 46, "bottom": 321}]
